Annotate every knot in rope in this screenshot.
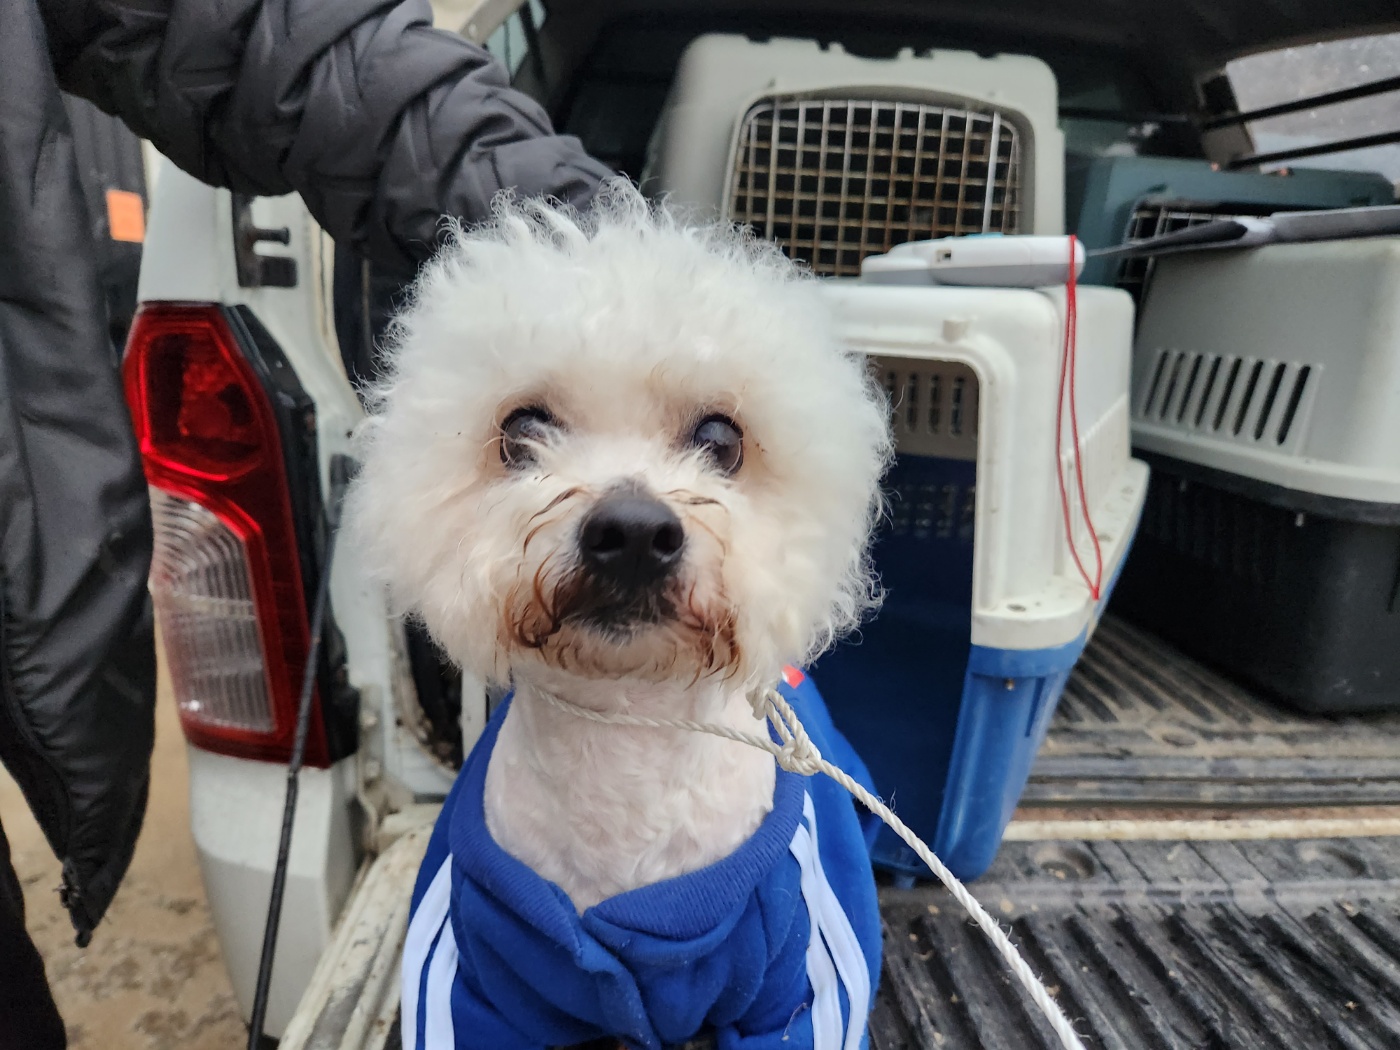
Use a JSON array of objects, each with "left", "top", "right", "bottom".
[{"left": 758, "top": 687, "right": 824, "bottom": 776}]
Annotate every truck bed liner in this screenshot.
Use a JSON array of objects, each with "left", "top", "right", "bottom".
[
  {"left": 872, "top": 835, "right": 1400, "bottom": 1049},
  {"left": 1027, "top": 617, "right": 1400, "bottom": 808}
]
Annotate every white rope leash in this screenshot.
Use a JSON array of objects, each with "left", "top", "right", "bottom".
[{"left": 538, "top": 685, "right": 1087, "bottom": 1050}]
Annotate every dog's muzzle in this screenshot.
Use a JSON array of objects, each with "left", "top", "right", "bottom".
[{"left": 578, "top": 492, "right": 685, "bottom": 595}]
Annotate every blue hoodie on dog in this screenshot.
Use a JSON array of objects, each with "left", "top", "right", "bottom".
[{"left": 400, "top": 668, "right": 882, "bottom": 1050}]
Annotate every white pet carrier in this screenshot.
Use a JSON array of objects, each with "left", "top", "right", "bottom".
[
  {"left": 811, "top": 274, "right": 1146, "bottom": 879},
  {"left": 644, "top": 34, "right": 1066, "bottom": 277}
]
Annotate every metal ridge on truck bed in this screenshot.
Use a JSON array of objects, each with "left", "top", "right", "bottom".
[
  {"left": 1027, "top": 617, "right": 1400, "bottom": 808},
  {"left": 873, "top": 835, "right": 1400, "bottom": 1049}
]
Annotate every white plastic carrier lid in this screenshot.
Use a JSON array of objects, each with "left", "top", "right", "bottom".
[{"left": 861, "top": 235, "right": 1087, "bottom": 288}]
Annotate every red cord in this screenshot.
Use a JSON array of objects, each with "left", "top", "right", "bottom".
[{"left": 1055, "top": 235, "right": 1104, "bottom": 601}]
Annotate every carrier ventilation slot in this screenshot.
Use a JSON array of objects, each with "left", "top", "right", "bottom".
[
  {"left": 729, "top": 97, "right": 1022, "bottom": 277},
  {"left": 1140, "top": 472, "right": 1288, "bottom": 584},
  {"left": 880, "top": 359, "right": 979, "bottom": 461},
  {"left": 1136, "top": 348, "right": 1316, "bottom": 447},
  {"left": 886, "top": 476, "right": 977, "bottom": 541}
]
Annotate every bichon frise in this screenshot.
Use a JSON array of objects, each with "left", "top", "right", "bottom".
[{"left": 345, "top": 182, "right": 892, "bottom": 1050}]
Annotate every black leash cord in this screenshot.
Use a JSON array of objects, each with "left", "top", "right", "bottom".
[{"left": 246, "top": 520, "right": 339, "bottom": 1049}]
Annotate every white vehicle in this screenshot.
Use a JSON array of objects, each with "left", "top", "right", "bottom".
[{"left": 126, "top": 2, "right": 1400, "bottom": 1047}]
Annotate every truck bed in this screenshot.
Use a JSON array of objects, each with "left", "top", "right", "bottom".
[
  {"left": 875, "top": 835, "right": 1400, "bottom": 1048},
  {"left": 286, "top": 616, "right": 1400, "bottom": 1050},
  {"left": 876, "top": 616, "right": 1400, "bottom": 1048},
  {"left": 1028, "top": 618, "right": 1400, "bottom": 809}
]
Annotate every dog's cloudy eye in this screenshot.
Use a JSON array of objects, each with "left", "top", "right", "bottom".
[
  {"left": 691, "top": 415, "right": 743, "bottom": 475},
  {"left": 500, "top": 407, "right": 556, "bottom": 466}
]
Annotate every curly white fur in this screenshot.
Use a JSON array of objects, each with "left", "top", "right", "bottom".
[{"left": 344, "top": 182, "right": 891, "bottom": 909}]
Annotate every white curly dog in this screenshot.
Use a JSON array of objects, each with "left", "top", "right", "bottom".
[{"left": 346, "top": 182, "right": 891, "bottom": 1050}]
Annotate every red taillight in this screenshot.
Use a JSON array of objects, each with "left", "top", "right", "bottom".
[{"left": 124, "top": 304, "right": 330, "bottom": 766}]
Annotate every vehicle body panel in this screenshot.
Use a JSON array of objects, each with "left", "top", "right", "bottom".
[{"left": 139, "top": 164, "right": 456, "bottom": 1034}]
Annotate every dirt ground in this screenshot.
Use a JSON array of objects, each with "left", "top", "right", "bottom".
[{"left": 0, "top": 658, "right": 245, "bottom": 1050}]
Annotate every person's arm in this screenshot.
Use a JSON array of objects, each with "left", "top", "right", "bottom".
[{"left": 40, "top": 0, "right": 613, "bottom": 270}]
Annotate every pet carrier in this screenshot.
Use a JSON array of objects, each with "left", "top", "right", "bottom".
[
  {"left": 813, "top": 266, "right": 1148, "bottom": 881},
  {"left": 1114, "top": 237, "right": 1400, "bottom": 714},
  {"left": 645, "top": 34, "right": 1066, "bottom": 277},
  {"left": 1067, "top": 155, "right": 1393, "bottom": 291}
]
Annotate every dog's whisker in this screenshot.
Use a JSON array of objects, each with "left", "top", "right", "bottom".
[
  {"left": 425, "top": 468, "right": 493, "bottom": 512},
  {"left": 663, "top": 487, "right": 724, "bottom": 509},
  {"left": 521, "top": 514, "right": 563, "bottom": 556},
  {"left": 526, "top": 554, "right": 566, "bottom": 647},
  {"left": 451, "top": 532, "right": 476, "bottom": 612},
  {"left": 682, "top": 512, "right": 729, "bottom": 554},
  {"left": 528, "top": 485, "right": 588, "bottom": 524}
]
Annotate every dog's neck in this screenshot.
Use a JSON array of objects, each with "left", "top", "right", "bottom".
[{"left": 482, "top": 675, "right": 777, "bottom": 912}]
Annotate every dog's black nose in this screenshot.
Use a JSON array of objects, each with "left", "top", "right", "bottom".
[{"left": 579, "top": 494, "right": 684, "bottom": 589}]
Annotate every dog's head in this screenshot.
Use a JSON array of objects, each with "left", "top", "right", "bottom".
[{"left": 345, "top": 183, "right": 891, "bottom": 696}]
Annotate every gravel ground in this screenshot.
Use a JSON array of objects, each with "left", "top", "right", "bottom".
[{"left": 0, "top": 657, "right": 244, "bottom": 1050}]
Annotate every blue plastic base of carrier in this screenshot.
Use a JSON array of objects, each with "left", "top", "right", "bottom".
[{"left": 812, "top": 452, "right": 1132, "bottom": 883}]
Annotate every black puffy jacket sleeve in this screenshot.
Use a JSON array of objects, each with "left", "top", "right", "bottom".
[{"left": 40, "top": 0, "right": 613, "bottom": 269}]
